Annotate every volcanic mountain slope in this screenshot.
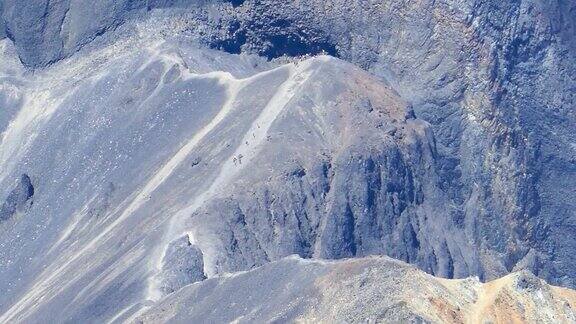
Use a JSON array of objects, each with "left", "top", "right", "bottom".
[
  {"left": 0, "top": 1, "right": 575, "bottom": 322},
  {"left": 2, "top": 0, "right": 575, "bottom": 290},
  {"left": 0, "top": 28, "right": 456, "bottom": 321},
  {"left": 136, "top": 255, "right": 576, "bottom": 324}
]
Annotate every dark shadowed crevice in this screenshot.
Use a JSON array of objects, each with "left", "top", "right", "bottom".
[
  {"left": 343, "top": 203, "right": 357, "bottom": 256},
  {"left": 210, "top": 21, "right": 246, "bottom": 54},
  {"left": 226, "top": 0, "right": 245, "bottom": 8},
  {"left": 260, "top": 34, "right": 338, "bottom": 60},
  {"left": 209, "top": 16, "right": 339, "bottom": 60}
]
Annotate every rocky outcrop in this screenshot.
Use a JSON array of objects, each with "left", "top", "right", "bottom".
[
  {"left": 158, "top": 235, "right": 206, "bottom": 295},
  {"left": 0, "top": 174, "right": 34, "bottom": 222}
]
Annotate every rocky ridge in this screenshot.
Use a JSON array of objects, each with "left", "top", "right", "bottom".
[{"left": 137, "top": 255, "right": 576, "bottom": 323}]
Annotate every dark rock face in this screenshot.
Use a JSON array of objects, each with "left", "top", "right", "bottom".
[
  {"left": 0, "top": 174, "right": 34, "bottom": 221},
  {"left": 2, "top": 0, "right": 140, "bottom": 66},
  {"left": 0, "top": 0, "right": 218, "bottom": 66},
  {"left": 209, "top": 2, "right": 339, "bottom": 59},
  {"left": 160, "top": 235, "right": 206, "bottom": 294},
  {"left": 0, "top": 0, "right": 574, "bottom": 290},
  {"left": 2, "top": 0, "right": 71, "bottom": 66}
]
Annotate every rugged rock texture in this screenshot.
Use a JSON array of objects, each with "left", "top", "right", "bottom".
[
  {"left": 182, "top": 58, "right": 473, "bottom": 280},
  {"left": 1, "top": 0, "right": 161, "bottom": 66},
  {"left": 159, "top": 235, "right": 206, "bottom": 295},
  {"left": 137, "top": 255, "right": 576, "bottom": 324}
]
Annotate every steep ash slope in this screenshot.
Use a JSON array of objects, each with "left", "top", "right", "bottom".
[
  {"left": 0, "top": 33, "right": 278, "bottom": 321},
  {"left": 137, "top": 255, "right": 576, "bottom": 324},
  {"left": 1, "top": 0, "right": 575, "bottom": 288}
]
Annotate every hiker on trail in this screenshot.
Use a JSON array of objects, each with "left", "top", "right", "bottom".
[{"left": 233, "top": 156, "right": 237, "bottom": 166}]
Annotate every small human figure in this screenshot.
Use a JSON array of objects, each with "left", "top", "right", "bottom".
[
  {"left": 233, "top": 156, "right": 237, "bottom": 166},
  {"left": 238, "top": 154, "right": 243, "bottom": 164},
  {"left": 191, "top": 157, "right": 201, "bottom": 167}
]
